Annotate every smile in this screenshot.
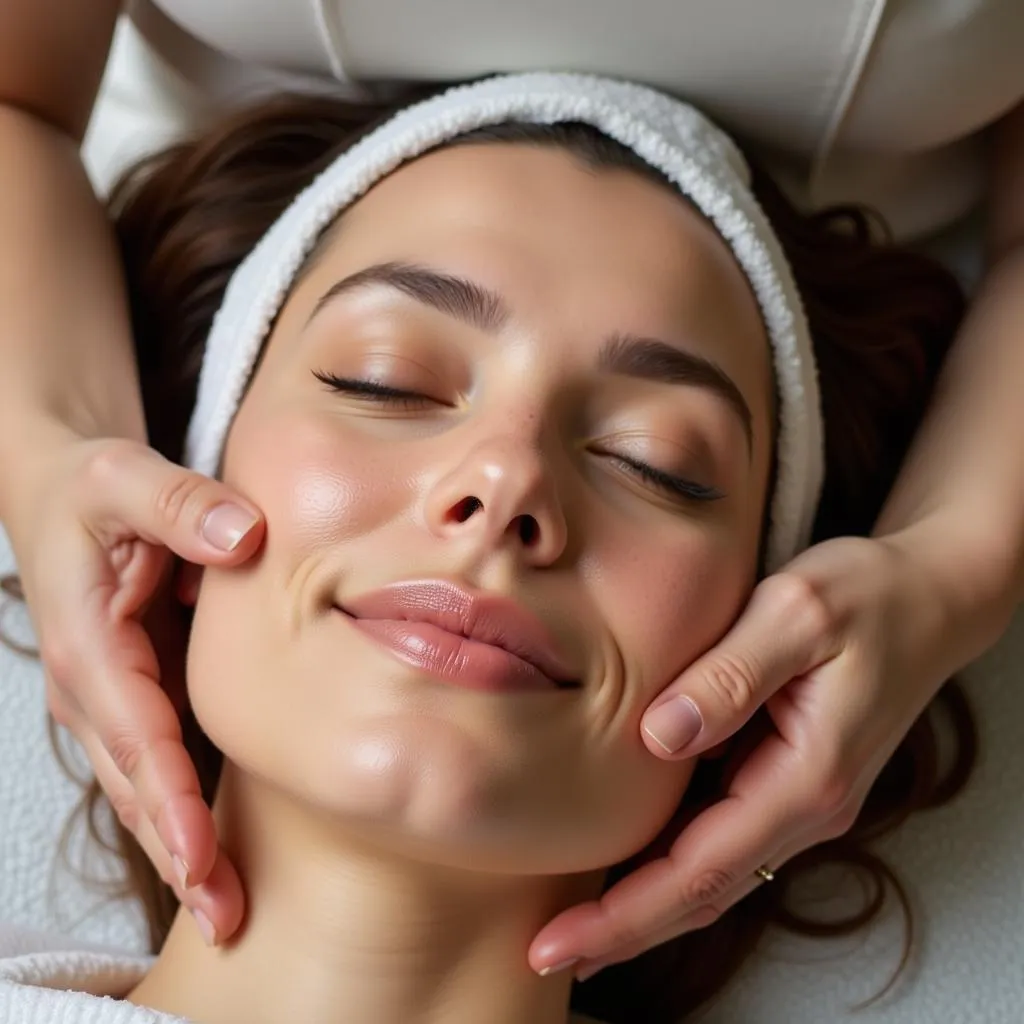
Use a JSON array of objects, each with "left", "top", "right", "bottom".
[{"left": 335, "top": 579, "right": 581, "bottom": 693}]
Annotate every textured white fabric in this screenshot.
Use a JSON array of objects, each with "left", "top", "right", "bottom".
[
  {"left": 0, "top": 531, "right": 149, "bottom": 954},
  {"left": 0, "top": 929, "right": 168, "bottom": 1023},
  {"left": 181, "top": 71, "right": 824, "bottom": 574},
  {"left": 134, "top": 0, "right": 1024, "bottom": 241}
]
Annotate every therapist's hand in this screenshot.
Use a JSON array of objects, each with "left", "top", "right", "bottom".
[
  {"left": 7, "top": 436, "right": 263, "bottom": 947},
  {"left": 529, "top": 525, "right": 1013, "bottom": 980}
]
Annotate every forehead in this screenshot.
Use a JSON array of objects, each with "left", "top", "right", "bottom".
[{"left": 284, "top": 141, "right": 773, "bottom": 438}]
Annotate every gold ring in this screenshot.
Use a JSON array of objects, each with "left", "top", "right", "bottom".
[{"left": 754, "top": 865, "right": 775, "bottom": 883}]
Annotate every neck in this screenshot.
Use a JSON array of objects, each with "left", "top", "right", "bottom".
[{"left": 127, "top": 763, "right": 603, "bottom": 1024}]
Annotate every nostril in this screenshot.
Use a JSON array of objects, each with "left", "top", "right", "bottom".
[
  {"left": 517, "top": 515, "right": 539, "bottom": 546},
  {"left": 451, "top": 496, "right": 483, "bottom": 523}
]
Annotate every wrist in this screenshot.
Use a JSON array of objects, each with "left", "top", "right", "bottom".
[
  {"left": 880, "top": 512, "right": 1021, "bottom": 658},
  {"left": 0, "top": 414, "right": 81, "bottom": 534}
]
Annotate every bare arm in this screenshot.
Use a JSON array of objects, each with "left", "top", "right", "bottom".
[
  {"left": 0, "top": 0, "right": 260, "bottom": 948},
  {"left": 0, "top": 0, "right": 139, "bottom": 530},
  {"left": 874, "top": 99, "right": 1024, "bottom": 640}
]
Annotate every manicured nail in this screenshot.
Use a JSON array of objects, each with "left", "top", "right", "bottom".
[
  {"left": 537, "top": 957, "right": 580, "bottom": 977},
  {"left": 192, "top": 908, "right": 217, "bottom": 947},
  {"left": 643, "top": 696, "right": 703, "bottom": 754},
  {"left": 201, "top": 503, "right": 258, "bottom": 552},
  {"left": 172, "top": 854, "right": 191, "bottom": 890}
]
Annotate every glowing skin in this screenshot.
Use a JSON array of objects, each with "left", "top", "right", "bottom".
[{"left": 128, "top": 142, "right": 774, "bottom": 1024}]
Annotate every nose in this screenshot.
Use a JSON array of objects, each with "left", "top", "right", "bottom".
[{"left": 424, "top": 436, "right": 568, "bottom": 566}]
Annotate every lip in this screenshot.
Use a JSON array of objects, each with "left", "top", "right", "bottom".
[{"left": 336, "top": 579, "right": 579, "bottom": 692}]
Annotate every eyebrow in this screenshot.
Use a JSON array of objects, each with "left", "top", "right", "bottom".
[
  {"left": 309, "top": 261, "right": 509, "bottom": 333},
  {"left": 307, "top": 261, "right": 753, "bottom": 449}
]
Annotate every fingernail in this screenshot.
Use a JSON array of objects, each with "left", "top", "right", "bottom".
[
  {"left": 201, "top": 503, "right": 258, "bottom": 552},
  {"left": 172, "top": 854, "right": 191, "bottom": 890},
  {"left": 643, "top": 696, "right": 703, "bottom": 754},
  {"left": 192, "top": 908, "right": 217, "bottom": 947},
  {"left": 537, "top": 957, "right": 580, "bottom": 977}
]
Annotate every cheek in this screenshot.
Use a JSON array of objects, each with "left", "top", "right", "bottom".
[
  {"left": 588, "top": 520, "right": 757, "bottom": 693},
  {"left": 562, "top": 528, "right": 753, "bottom": 867},
  {"left": 186, "top": 409, "right": 415, "bottom": 766},
  {"left": 224, "top": 408, "right": 411, "bottom": 551}
]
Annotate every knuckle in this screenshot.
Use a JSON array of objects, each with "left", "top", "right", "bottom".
[
  {"left": 104, "top": 729, "right": 146, "bottom": 785},
  {"left": 153, "top": 471, "right": 207, "bottom": 529},
  {"left": 109, "top": 793, "right": 140, "bottom": 835},
  {"left": 766, "top": 572, "right": 837, "bottom": 642},
  {"left": 78, "top": 440, "right": 137, "bottom": 493},
  {"left": 682, "top": 866, "right": 737, "bottom": 908},
  {"left": 812, "top": 768, "right": 857, "bottom": 825},
  {"left": 702, "top": 654, "right": 759, "bottom": 713},
  {"left": 39, "top": 634, "right": 76, "bottom": 691}
]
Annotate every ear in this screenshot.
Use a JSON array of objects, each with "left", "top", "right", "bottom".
[{"left": 175, "top": 561, "right": 205, "bottom": 607}]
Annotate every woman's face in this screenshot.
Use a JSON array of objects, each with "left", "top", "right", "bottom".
[{"left": 186, "top": 140, "right": 774, "bottom": 875}]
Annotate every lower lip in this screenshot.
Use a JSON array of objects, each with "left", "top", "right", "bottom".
[{"left": 337, "top": 612, "right": 559, "bottom": 692}]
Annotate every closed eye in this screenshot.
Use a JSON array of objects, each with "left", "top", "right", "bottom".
[
  {"left": 607, "top": 453, "right": 724, "bottom": 503},
  {"left": 312, "top": 369, "right": 440, "bottom": 409},
  {"left": 314, "top": 369, "right": 723, "bottom": 503}
]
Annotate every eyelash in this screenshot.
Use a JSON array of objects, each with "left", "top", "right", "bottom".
[
  {"left": 607, "top": 454, "right": 724, "bottom": 503},
  {"left": 312, "top": 370, "right": 724, "bottom": 504},
  {"left": 313, "top": 369, "right": 436, "bottom": 410}
]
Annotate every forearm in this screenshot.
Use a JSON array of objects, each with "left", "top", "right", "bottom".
[
  {"left": 0, "top": 103, "right": 143, "bottom": 524},
  {"left": 875, "top": 243, "right": 1024, "bottom": 628}
]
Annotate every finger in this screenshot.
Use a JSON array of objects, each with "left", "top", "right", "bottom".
[
  {"left": 75, "top": 718, "right": 190, "bottom": 888},
  {"left": 182, "top": 843, "right": 247, "bottom": 946},
  {"left": 577, "top": 824, "right": 822, "bottom": 980},
  {"left": 641, "top": 573, "right": 843, "bottom": 759},
  {"left": 572, "top": 868, "right": 772, "bottom": 982},
  {"left": 65, "top": 615, "right": 222, "bottom": 889},
  {"left": 641, "top": 828, "right": 816, "bottom": 947},
  {"left": 78, "top": 442, "right": 264, "bottom": 565},
  {"left": 72, "top": 669, "right": 219, "bottom": 888},
  {"left": 530, "top": 732, "right": 812, "bottom": 968},
  {"left": 40, "top": 523, "right": 227, "bottom": 894},
  {"left": 79, "top": 716, "right": 246, "bottom": 945}
]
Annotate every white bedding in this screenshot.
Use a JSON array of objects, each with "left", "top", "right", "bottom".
[{"left": 1, "top": 15, "right": 1021, "bottom": 1022}]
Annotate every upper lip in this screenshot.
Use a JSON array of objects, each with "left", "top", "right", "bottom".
[{"left": 338, "top": 579, "right": 579, "bottom": 687}]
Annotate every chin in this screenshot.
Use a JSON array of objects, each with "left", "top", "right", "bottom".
[{"left": 205, "top": 719, "right": 638, "bottom": 876}]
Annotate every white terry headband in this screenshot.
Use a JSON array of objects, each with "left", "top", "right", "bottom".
[{"left": 184, "top": 72, "right": 824, "bottom": 572}]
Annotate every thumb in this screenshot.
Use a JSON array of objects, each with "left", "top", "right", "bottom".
[
  {"left": 83, "top": 442, "right": 265, "bottom": 565},
  {"left": 640, "top": 575, "right": 838, "bottom": 759}
]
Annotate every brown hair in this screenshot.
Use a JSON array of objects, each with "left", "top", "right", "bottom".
[{"left": 3, "top": 90, "right": 975, "bottom": 1023}]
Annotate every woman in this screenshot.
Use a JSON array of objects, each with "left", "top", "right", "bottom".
[
  {"left": 0, "top": 75, "right": 975, "bottom": 1023},
  {"left": 0, "top": 0, "right": 1019, "bottom": 978}
]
